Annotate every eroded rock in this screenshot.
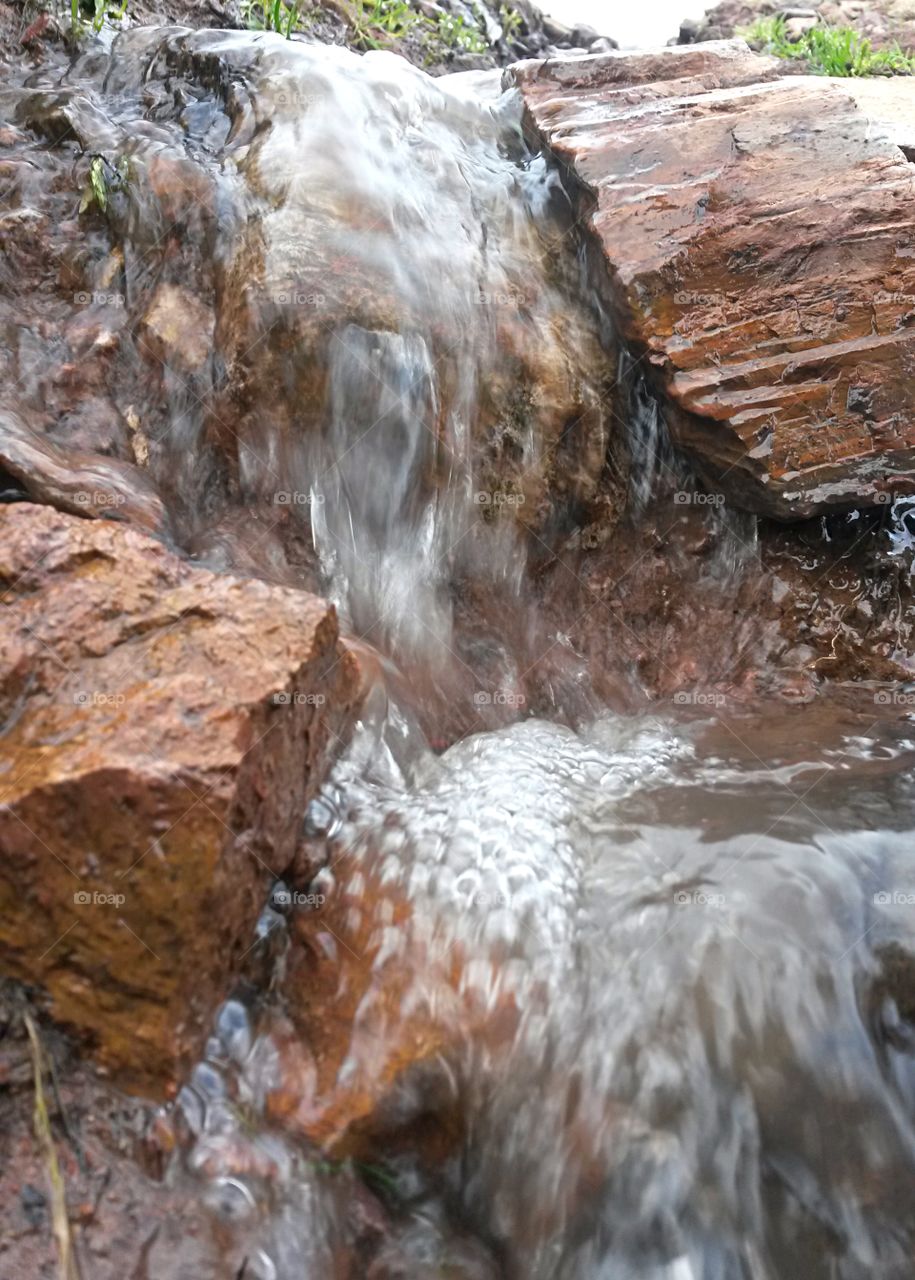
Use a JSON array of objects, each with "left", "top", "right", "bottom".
[
  {"left": 511, "top": 41, "right": 915, "bottom": 517},
  {"left": 0, "top": 503, "right": 359, "bottom": 1094},
  {"left": 5, "top": 30, "right": 622, "bottom": 557},
  {"left": 0, "top": 408, "right": 168, "bottom": 532}
]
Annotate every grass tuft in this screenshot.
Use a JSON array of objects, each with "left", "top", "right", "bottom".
[
  {"left": 742, "top": 15, "right": 915, "bottom": 76},
  {"left": 241, "top": 0, "right": 300, "bottom": 36},
  {"left": 354, "top": 0, "right": 418, "bottom": 45},
  {"left": 435, "top": 12, "right": 488, "bottom": 52},
  {"left": 351, "top": 0, "right": 489, "bottom": 56}
]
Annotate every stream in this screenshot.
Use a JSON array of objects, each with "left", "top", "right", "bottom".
[{"left": 4, "top": 21, "right": 915, "bottom": 1280}]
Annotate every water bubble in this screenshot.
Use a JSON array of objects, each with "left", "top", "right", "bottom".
[
  {"left": 255, "top": 904, "right": 286, "bottom": 939},
  {"left": 204, "top": 1176, "right": 257, "bottom": 1222},
  {"left": 215, "top": 999, "right": 253, "bottom": 1063},
  {"left": 176, "top": 1084, "right": 206, "bottom": 1136},
  {"left": 191, "top": 1061, "right": 226, "bottom": 1100},
  {"left": 303, "top": 795, "right": 340, "bottom": 838}
]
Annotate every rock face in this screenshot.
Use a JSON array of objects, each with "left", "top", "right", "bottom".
[
  {"left": 0, "top": 503, "right": 358, "bottom": 1094},
  {"left": 511, "top": 41, "right": 915, "bottom": 518},
  {"left": 4, "top": 30, "right": 623, "bottom": 569}
]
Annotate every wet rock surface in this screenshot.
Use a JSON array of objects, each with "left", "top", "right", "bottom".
[
  {"left": 2, "top": 27, "right": 623, "bottom": 569},
  {"left": 0, "top": 502, "right": 358, "bottom": 1093},
  {"left": 2, "top": 12, "right": 915, "bottom": 1280},
  {"left": 512, "top": 41, "right": 915, "bottom": 518},
  {"left": 0, "top": 1001, "right": 223, "bottom": 1280},
  {"left": 0, "top": 983, "right": 446, "bottom": 1279}
]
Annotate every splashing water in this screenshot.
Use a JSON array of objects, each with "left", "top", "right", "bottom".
[
  {"left": 888, "top": 499, "right": 915, "bottom": 575},
  {"left": 176, "top": 704, "right": 915, "bottom": 1278}
]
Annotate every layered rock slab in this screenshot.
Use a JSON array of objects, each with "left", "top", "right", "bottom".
[
  {"left": 0, "top": 503, "right": 358, "bottom": 1094},
  {"left": 511, "top": 40, "right": 915, "bottom": 517}
]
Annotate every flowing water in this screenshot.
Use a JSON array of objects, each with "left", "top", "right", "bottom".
[
  {"left": 4, "top": 25, "right": 915, "bottom": 1280},
  {"left": 177, "top": 702, "right": 915, "bottom": 1280}
]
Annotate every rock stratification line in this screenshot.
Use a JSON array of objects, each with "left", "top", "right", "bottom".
[{"left": 510, "top": 39, "right": 915, "bottom": 518}]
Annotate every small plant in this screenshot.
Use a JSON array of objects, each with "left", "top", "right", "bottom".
[
  {"left": 352, "top": 0, "right": 490, "bottom": 58},
  {"left": 241, "top": 0, "right": 300, "bottom": 36},
  {"left": 499, "top": 3, "right": 521, "bottom": 39},
  {"left": 355, "top": 0, "right": 418, "bottom": 46},
  {"left": 70, "top": 0, "right": 128, "bottom": 35},
  {"left": 436, "top": 11, "right": 487, "bottom": 52},
  {"left": 742, "top": 15, "right": 915, "bottom": 76},
  {"left": 79, "top": 155, "right": 129, "bottom": 214}
]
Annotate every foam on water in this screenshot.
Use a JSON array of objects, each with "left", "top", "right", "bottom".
[{"left": 175, "top": 704, "right": 915, "bottom": 1278}]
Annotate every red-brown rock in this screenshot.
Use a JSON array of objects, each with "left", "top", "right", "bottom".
[
  {"left": 0, "top": 503, "right": 359, "bottom": 1095},
  {"left": 511, "top": 41, "right": 915, "bottom": 517}
]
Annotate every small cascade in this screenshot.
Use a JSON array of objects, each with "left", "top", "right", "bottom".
[
  {"left": 620, "top": 350, "right": 679, "bottom": 515},
  {"left": 4, "top": 23, "right": 915, "bottom": 1280}
]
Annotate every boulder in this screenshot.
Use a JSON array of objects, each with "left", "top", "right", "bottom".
[
  {"left": 782, "top": 10, "right": 820, "bottom": 40},
  {"left": 267, "top": 853, "right": 467, "bottom": 1155},
  {"left": 570, "top": 22, "right": 600, "bottom": 45},
  {"left": 0, "top": 503, "right": 359, "bottom": 1094},
  {"left": 8, "top": 30, "right": 620, "bottom": 551},
  {"left": 510, "top": 41, "right": 915, "bottom": 517}
]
